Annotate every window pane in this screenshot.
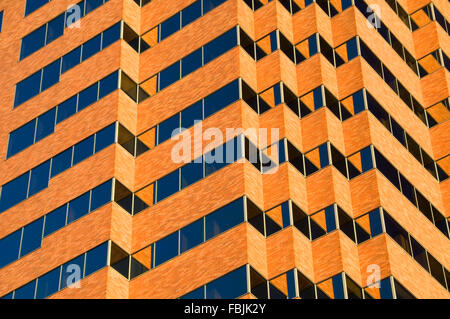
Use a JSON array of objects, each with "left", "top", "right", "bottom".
[
  {"left": 160, "top": 13, "right": 180, "bottom": 41},
  {"left": 25, "top": 0, "right": 49, "bottom": 16},
  {"left": 14, "top": 281, "right": 36, "bottom": 299},
  {"left": 82, "top": 34, "right": 102, "bottom": 61},
  {"left": 90, "top": 180, "right": 112, "bottom": 211},
  {"left": 85, "top": 0, "right": 103, "bottom": 15},
  {"left": 0, "top": 230, "right": 21, "bottom": 268},
  {"left": 182, "top": 1, "right": 202, "bottom": 27},
  {"left": 206, "top": 266, "right": 247, "bottom": 299},
  {"left": 56, "top": 96, "right": 78, "bottom": 124},
  {"left": 36, "top": 268, "right": 60, "bottom": 299},
  {"left": 154, "top": 232, "right": 179, "bottom": 267},
  {"left": 203, "top": 0, "right": 227, "bottom": 15},
  {"left": 204, "top": 80, "right": 239, "bottom": 118},
  {"left": 180, "top": 218, "right": 204, "bottom": 253},
  {"left": 73, "top": 135, "right": 95, "bottom": 165},
  {"left": 158, "top": 113, "right": 180, "bottom": 145},
  {"left": 7, "top": 120, "right": 36, "bottom": 158},
  {"left": 203, "top": 28, "right": 237, "bottom": 64},
  {"left": 28, "top": 160, "right": 50, "bottom": 197},
  {"left": 181, "top": 160, "right": 204, "bottom": 189},
  {"left": 156, "top": 170, "right": 180, "bottom": 202},
  {"left": 44, "top": 205, "right": 67, "bottom": 237},
  {"left": 181, "top": 48, "right": 203, "bottom": 77},
  {"left": 159, "top": 61, "right": 181, "bottom": 91},
  {"left": 0, "top": 172, "right": 30, "bottom": 212},
  {"left": 205, "top": 198, "right": 244, "bottom": 240},
  {"left": 78, "top": 82, "right": 99, "bottom": 111},
  {"left": 85, "top": 242, "right": 108, "bottom": 277},
  {"left": 61, "top": 47, "right": 82, "bottom": 74},
  {"left": 181, "top": 101, "right": 203, "bottom": 129},
  {"left": 99, "top": 71, "right": 118, "bottom": 99},
  {"left": 46, "top": 14, "right": 65, "bottom": 44},
  {"left": 14, "top": 70, "right": 42, "bottom": 107},
  {"left": 102, "top": 22, "right": 121, "bottom": 49},
  {"left": 41, "top": 59, "right": 61, "bottom": 91},
  {"left": 20, "top": 217, "right": 44, "bottom": 257},
  {"left": 20, "top": 25, "right": 46, "bottom": 60},
  {"left": 60, "top": 255, "right": 85, "bottom": 290},
  {"left": 95, "top": 123, "right": 116, "bottom": 153},
  {"left": 67, "top": 192, "right": 90, "bottom": 224},
  {"left": 50, "top": 148, "right": 73, "bottom": 177},
  {"left": 35, "top": 108, "right": 56, "bottom": 141},
  {"left": 181, "top": 286, "right": 204, "bottom": 299}
]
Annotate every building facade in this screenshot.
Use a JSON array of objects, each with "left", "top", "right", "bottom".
[{"left": 0, "top": 0, "right": 449, "bottom": 299}]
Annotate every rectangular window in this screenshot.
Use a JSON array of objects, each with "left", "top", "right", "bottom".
[
  {"left": 46, "top": 14, "right": 65, "bottom": 45},
  {"left": 14, "top": 70, "right": 42, "bottom": 107},
  {"left": 85, "top": 0, "right": 104, "bottom": 15},
  {"left": 206, "top": 266, "right": 247, "bottom": 299},
  {"left": 25, "top": 0, "right": 49, "bottom": 16},
  {"left": 50, "top": 148, "right": 73, "bottom": 178},
  {"left": 84, "top": 242, "right": 108, "bottom": 277},
  {"left": 156, "top": 170, "right": 180, "bottom": 202},
  {"left": 154, "top": 232, "right": 179, "bottom": 267},
  {"left": 44, "top": 205, "right": 68, "bottom": 237},
  {"left": 56, "top": 96, "right": 78, "bottom": 124},
  {"left": 67, "top": 192, "right": 90, "bottom": 224},
  {"left": 158, "top": 113, "right": 180, "bottom": 145},
  {"left": 160, "top": 12, "right": 181, "bottom": 41},
  {"left": 73, "top": 135, "right": 95, "bottom": 165},
  {"left": 181, "top": 48, "right": 203, "bottom": 77},
  {"left": 0, "top": 230, "right": 21, "bottom": 268},
  {"left": 41, "top": 59, "right": 61, "bottom": 91},
  {"left": 77, "top": 83, "right": 99, "bottom": 111},
  {"left": 60, "top": 255, "right": 85, "bottom": 290},
  {"left": 182, "top": 1, "right": 201, "bottom": 27},
  {"left": 181, "top": 101, "right": 203, "bottom": 129},
  {"left": 90, "top": 180, "right": 112, "bottom": 211},
  {"left": 35, "top": 108, "right": 56, "bottom": 142},
  {"left": 36, "top": 267, "right": 60, "bottom": 299},
  {"left": 82, "top": 34, "right": 102, "bottom": 61},
  {"left": 205, "top": 198, "right": 244, "bottom": 240},
  {"left": 180, "top": 218, "right": 204, "bottom": 253},
  {"left": 0, "top": 172, "right": 30, "bottom": 213},
  {"left": 19, "top": 218, "right": 44, "bottom": 257},
  {"left": 180, "top": 160, "right": 204, "bottom": 189},
  {"left": 99, "top": 71, "right": 118, "bottom": 99},
  {"left": 20, "top": 25, "right": 46, "bottom": 60},
  {"left": 203, "top": 27, "right": 237, "bottom": 64},
  {"left": 28, "top": 160, "right": 50, "bottom": 197},
  {"left": 14, "top": 281, "right": 36, "bottom": 299},
  {"left": 203, "top": 80, "right": 239, "bottom": 118},
  {"left": 94, "top": 123, "right": 116, "bottom": 153},
  {"left": 159, "top": 61, "right": 181, "bottom": 91},
  {"left": 61, "top": 47, "right": 82, "bottom": 74},
  {"left": 7, "top": 120, "right": 36, "bottom": 158}
]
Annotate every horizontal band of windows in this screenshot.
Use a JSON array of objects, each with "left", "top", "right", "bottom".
[
  {"left": 0, "top": 241, "right": 117, "bottom": 299},
  {"left": 0, "top": 123, "right": 117, "bottom": 214},
  {"left": 20, "top": 0, "right": 110, "bottom": 60},
  {"left": 7, "top": 71, "right": 119, "bottom": 159},
  {"left": 379, "top": 207, "right": 450, "bottom": 292},
  {"left": 14, "top": 21, "right": 121, "bottom": 108},
  {"left": 0, "top": 180, "right": 113, "bottom": 271}
]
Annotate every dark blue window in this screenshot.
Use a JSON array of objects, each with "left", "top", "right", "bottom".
[
  {"left": 85, "top": 242, "right": 108, "bottom": 276},
  {"left": 203, "top": 0, "right": 227, "bottom": 15},
  {"left": 85, "top": 0, "right": 104, "bottom": 15},
  {"left": 20, "top": 25, "right": 46, "bottom": 60},
  {"left": 20, "top": 217, "right": 44, "bottom": 257},
  {"left": 1, "top": 293, "right": 13, "bottom": 299},
  {"left": 180, "top": 218, "right": 204, "bottom": 253},
  {"left": 206, "top": 266, "right": 247, "bottom": 299},
  {"left": 73, "top": 135, "right": 95, "bottom": 165},
  {"left": 44, "top": 205, "right": 67, "bottom": 237},
  {"left": 14, "top": 70, "right": 42, "bottom": 107},
  {"left": 14, "top": 281, "right": 36, "bottom": 299},
  {"left": 94, "top": 123, "right": 116, "bottom": 153},
  {"left": 308, "top": 35, "right": 318, "bottom": 56},
  {"left": 341, "top": 0, "right": 353, "bottom": 10},
  {"left": 360, "top": 146, "right": 373, "bottom": 172},
  {"left": 181, "top": 160, "right": 204, "bottom": 189},
  {"left": 181, "top": 101, "right": 203, "bottom": 129},
  {"left": 41, "top": 59, "right": 61, "bottom": 91},
  {"left": 0, "top": 172, "right": 30, "bottom": 213},
  {"left": 82, "top": 34, "right": 102, "bottom": 61},
  {"left": 181, "top": 286, "right": 204, "bottom": 299},
  {"left": 0, "top": 230, "right": 21, "bottom": 268},
  {"left": 61, "top": 47, "right": 82, "bottom": 74},
  {"left": 28, "top": 160, "right": 50, "bottom": 197},
  {"left": 313, "top": 87, "right": 324, "bottom": 110},
  {"left": 50, "top": 148, "right": 73, "bottom": 178},
  {"left": 205, "top": 198, "right": 244, "bottom": 240},
  {"left": 331, "top": 274, "right": 345, "bottom": 299},
  {"left": 90, "top": 180, "right": 112, "bottom": 211},
  {"left": 182, "top": 48, "right": 203, "bottom": 77},
  {"left": 35, "top": 109, "right": 56, "bottom": 142},
  {"left": 324, "top": 206, "right": 336, "bottom": 232},
  {"left": 67, "top": 192, "right": 90, "bottom": 224},
  {"left": 155, "top": 232, "right": 179, "bottom": 267},
  {"left": 379, "top": 278, "right": 394, "bottom": 299},
  {"left": 60, "top": 255, "right": 85, "bottom": 290},
  {"left": 369, "top": 209, "right": 383, "bottom": 237},
  {"left": 204, "top": 80, "right": 239, "bottom": 118},
  {"left": 158, "top": 113, "right": 180, "bottom": 145},
  {"left": 352, "top": 90, "right": 366, "bottom": 114},
  {"left": 25, "top": 0, "right": 50, "bottom": 16},
  {"left": 46, "top": 14, "right": 65, "bottom": 44},
  {"left": 160, "top": 12, "right": 181, "bottom": 41},
  {"left": 0, "top": 11, "right": 3, "bottom": 32},
  {"left": 66, "top": 2, "right": 85, "bottom": 27},
  {"left": 203, "top": 28, "right": 237, "bottom": 64},
  {"left": 156, "top": 170, "right": 180, "bottom": 202},
  {"left": 36, "top": 267, "right": 60, "bottom": 299},
  {"left": 99, "top": 71, "right": 118, "bottom": 99},
  {"left": 7, "top": 120, "right": 36, "bottom": 158},
  {"left": 77, "top": 83, "right": 99, "bottom": 111},
  {"left": 102, "top": 22, "right": 121, "bottom": 49},
  {"left": 182, "top": 1, "right": 201, "bottom": 27},
  {"left": 346, "top": 37, "right": 359, "bottom": 61},
  {"left": 319, "top": 143, "right": 329, "bottom": 167},
  {"left": 56, "top": 96, "right": 78, "bottom": 123},
  {"left": 159, "top": 61, "right": 181, "bottom": 91}
]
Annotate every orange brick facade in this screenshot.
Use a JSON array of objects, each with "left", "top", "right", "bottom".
[{"left": 0, "top": 0, "right": 449, "bottom": 299}]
